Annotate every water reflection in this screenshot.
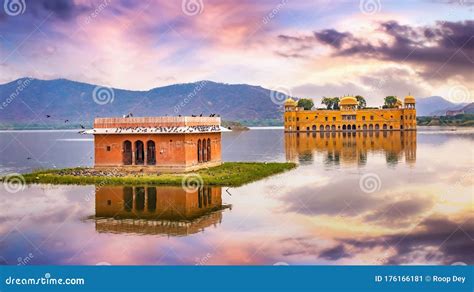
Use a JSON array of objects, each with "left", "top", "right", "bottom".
[
  {"left": 285, "top": 131, "right": 417, "bottom": 166},
  {"left": 94, "top": 186, "right": 230, "bottom": 236}
]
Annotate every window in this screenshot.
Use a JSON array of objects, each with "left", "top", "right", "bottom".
[
  {"left": 370, "top": 116, "right": 374, "bottom": 120},
  {"left": 332, "top": 117, "right": 336, "bottom": 121},
  {"left": 362, "top": 116, "right": 366, "bottom": 121},
  {"left": 296, "top": 117, "right": 299, "bottom": 121},
  {"left": 106, "top": 146, "right": 111, "bottom": 151},
  {"left": 325, "top": 117, "right": 328, "bottom": 121}
]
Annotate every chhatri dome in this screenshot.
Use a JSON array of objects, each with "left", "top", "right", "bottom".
[
  {"left": 284, "top": 98, "right": 297, "bottom": 107},
  {"left": 396, "top": 98, "right": 403, "bottom": 107},
  {"left": 404, "top": 95, "right": 416, "bottom": 104},
  {"left": 339, "top": 96, "right": 358, "bottom": 106}
]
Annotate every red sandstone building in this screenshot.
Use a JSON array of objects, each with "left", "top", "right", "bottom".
[{"left": 91, "top": 116, "right": 222, "bottom": 172}]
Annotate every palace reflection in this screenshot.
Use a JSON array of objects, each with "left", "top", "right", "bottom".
[
  {"left": 285, "top": 131, "right": 416, "bottom": 166},
  {"left": 93, "top": 186, "right": 230, "bottom": 236}
]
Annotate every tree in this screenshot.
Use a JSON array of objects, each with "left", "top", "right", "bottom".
[
  {"left": 355, "top": 95, "right": 366, "bottom": 109},
  {"left": 331, "top": 97, "right": 340, "bottom": 110},
  {"left": 321, "top": 97, "right": 333, "bottom": 110},
  {"left": 384, "top": 96, "right": 398, "bottom": 108},
  {"left": 297, "top": 98, "right": 314, "bottom": 110}
]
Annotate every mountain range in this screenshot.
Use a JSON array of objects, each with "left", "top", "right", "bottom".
[{"left": 0, "top": 78, "right": 470, "bottom": 129}]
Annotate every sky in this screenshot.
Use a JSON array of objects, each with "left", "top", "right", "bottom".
[{"left": 0, "top": 0, "right": 472, "bottom": 105}]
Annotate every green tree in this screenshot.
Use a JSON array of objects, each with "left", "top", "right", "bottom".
[
  {"left": 355, "top": 95, "right": 366, "bottom": 109},
  {"left": 297, "top": 98, "right": 314, "bottom": 110},
  {"left": 321, "top": 97, "right": 333, "bottom": 110},
  {"left": 384, "top": 96, "right": 398, "bottom": 108},
  {"left": 331, "top": 97, "right": 340, "bottom": 110}
]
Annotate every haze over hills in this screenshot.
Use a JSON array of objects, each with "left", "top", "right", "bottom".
[{"left": 0, "top": 78, "right": 469, "bottom": 129}]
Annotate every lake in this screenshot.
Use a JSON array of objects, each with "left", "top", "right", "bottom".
[{"left": 0, "top": 127, "right": 473, "bottom": 265}]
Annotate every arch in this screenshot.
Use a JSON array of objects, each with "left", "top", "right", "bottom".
[
  {"left": 197, "top": 139, "right": 202, "bottom": 163},
  {"left": 146, "top": 141, "right": 156, "bottom": 165},
  {"left": 319, "top": 125, "right": 324, "bottom": 132},
  {"left": 123, "top": 140, "right": 132, "bottom": 165},
  {"left": 325, "top": 125, "right": 330, "bottom": 131},
  {"left": 400, "top": 125, "right": 404, "bottom": 130},
  {"left": 147, "top": 187, "right": 157, "bottom": 212},
  {"left": 375, "top": 124, "right": 380, "bottom": 131},
  {"left": 342, "top": 125, "right": 347, "bottom": 131},
  {"left": 352, "top": 125, "right": 356, "bottom": 130},
  {"left": 383, "top": 124, "right": 388, "bottom": 130},
  {"left": 369, "top": 124, "right": 374, "bottom": 131},
  {"left": 207, "top": 138, "right": 211, "bottom": 162},
  {"left": 331, "top": 125, "right": 336, "bottom": 131},
  {"left": 135, "top": 187, "right": 145, "bottom": 211},
  {"left": 135, "top": 140, "right": 144, "bottom": 165},
  {"left": 390, "top": 125, "right": 393, "bottom": 129},
  {"left": 123, "top": 186, "right": 133, "bottom": 212},
  {"left": 312, "top": 125, "right": 316, "bottom": 131},
  {"left": 202, "top": 139, "right": 207, "bottom": 162},
  {"left": 363, "top": 124, "right": 368, "bottom": 131}
]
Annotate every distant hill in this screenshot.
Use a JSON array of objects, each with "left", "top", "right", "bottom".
[
  {"left": 0, "top": 78, "right": 291, "bottom": 128},
  {"left": 416, "top": 96, "right": 466, "bottom": 116},
  {"left": 0, "top": 78, "right": 468, "bottom": 128}
]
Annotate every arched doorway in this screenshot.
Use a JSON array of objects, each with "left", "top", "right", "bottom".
[
  {"left": 146, "top": 141, "right": 156, "bottom": 165},
  {"left": 375, "top": 124, "right": 380, "bottom": 131},
  {"left": 331, "top": 125, "right": 336, "bottom": 131},
  {"left": 369, "top": 124, "right": 374, "bottom": 131},
  {"left": 207, "top": 138, "right": 211, "bottom": 161},
  {"left": 135, "top": 140, "right": 144, "bottom": 165},
  {"left": 352, "top": 125, "right": 356, "bottom": 130},
  {"left": 320, "top": 125, "right": 324, "bottom": 132},
  {"left": 325, "top": 125, "right": 330, "bottom": 131},
  {"left": 383, "top": 124, "right": 387, "bottom": 130},
  {"left": 197, "top": 139, "right": 201, "bottom": 162},
  {"left": 123, "top": 140, "right": 132, "bottom": 165},
  {"left": 342, "top": 125, "right": 346, "bottom": 131},
  {"left": 363, "top": 124, "right": 367, "bottom": 131},
  {"left": 202, "top": 139, "right": 207, "bottom": 162},
  {"left": 312, "top": 125, "right": 316, "bottom": 131}
]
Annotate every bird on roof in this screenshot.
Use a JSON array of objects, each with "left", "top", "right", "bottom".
[{"left": 46, "top": 115, "right": 51, "bottom": 118}]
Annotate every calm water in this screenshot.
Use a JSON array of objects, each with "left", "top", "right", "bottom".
[{"left": 0, "top": 127, "right": 473, "bottom": 265}]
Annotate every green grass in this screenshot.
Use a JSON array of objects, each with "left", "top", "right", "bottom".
[{"left": 11, "top": 162, "right": 297, "bottom": 187}]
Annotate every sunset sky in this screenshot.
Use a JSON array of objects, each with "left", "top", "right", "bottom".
[{"left": 0, "top": 0, "right": 472, "bottom": 105}]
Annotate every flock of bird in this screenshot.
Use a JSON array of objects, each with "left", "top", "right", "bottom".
[
  {"left": 45, "top": 112, "right": 220, "bottom": 134},
  {"left": 110, "top": 125, "right": 221, "bottom": 134}
]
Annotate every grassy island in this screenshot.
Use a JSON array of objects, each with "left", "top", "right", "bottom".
[{"left": 14, "top": 162, "right": 296, "bottom": 187}]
